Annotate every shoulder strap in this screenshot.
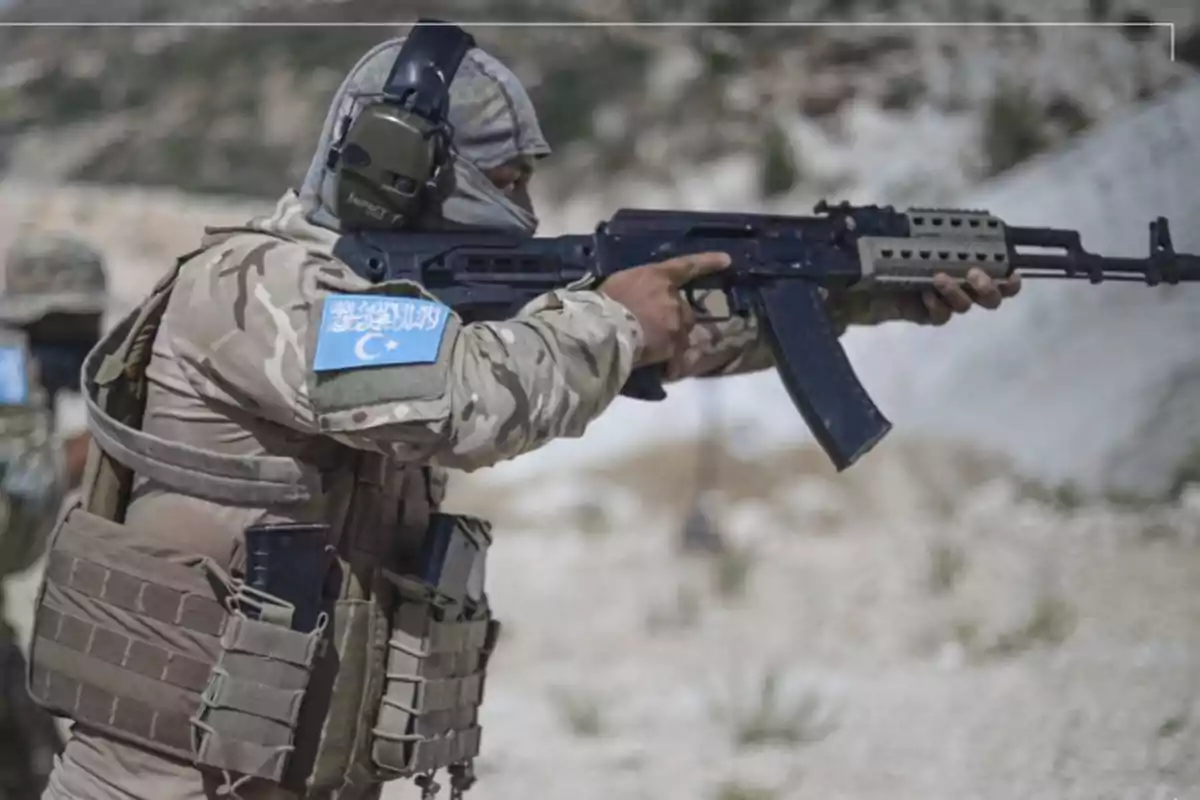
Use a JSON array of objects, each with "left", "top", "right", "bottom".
[
  {"left": 79, "top": 249, "right": 197, "bottom": 522},
  {"left": 80, "top": 242, "right": 315, "bottom": 518}
]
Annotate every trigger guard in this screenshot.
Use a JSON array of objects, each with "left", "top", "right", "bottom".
[{"left": 683, "top": 287, "right": 730, "bottom": 323}]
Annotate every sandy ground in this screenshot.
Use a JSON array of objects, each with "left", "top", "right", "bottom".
[{"left": 414, "top": 437, "right": 1200, "bottom": 800}]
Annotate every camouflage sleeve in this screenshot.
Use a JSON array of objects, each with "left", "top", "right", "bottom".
[
  {"left": 665, "top": 288, "right": 934, "bottom": 381},
  {"left": 167, "top": 234, "right": 643, "bottom": 472},
  {"left": 663, "top": 290, "right": 773, "bottom": 381},
  {"left": 825, "top": 289, "right": 934, "bottom": 328}
]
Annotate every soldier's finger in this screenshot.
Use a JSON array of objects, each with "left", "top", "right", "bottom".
[
  {"left": 673, "top": 325, "right": 693, "bottom": 360},
  {"left": 923, "top": 289, "right": 952, "bottom": 325},
  {"left": 655, "top": 251, "right": 733, "bottom": 285},
  {"left": 999, "top": 271, "right": 1023, "bottom": 297},
  {"left": 679, "top": 295, "right": 697, "bottom": 333},
  {"left": 966, "top": 268, "right": 1002, "bottom": 309},
  {"left": 933, "top": 274, "right": 973, "bottom": 313}
]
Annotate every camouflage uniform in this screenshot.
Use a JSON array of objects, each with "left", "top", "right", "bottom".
[
  {"left": 0, "top": 235, "right": 107, "bottom": 800},
  {"left": 34, "top": 37, "right": 934, "bottom": 800}
]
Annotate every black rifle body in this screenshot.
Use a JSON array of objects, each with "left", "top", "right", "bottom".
[{"left": 332, "top": 201, "right": 1200, "bottom": 471}]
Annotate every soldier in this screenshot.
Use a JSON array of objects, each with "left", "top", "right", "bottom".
[
  {"left": 0, "top": 234, "right": 108, "bottom": 799},
  {"left": 31, "top": 27, "right": 1018, "bottom": 800}
]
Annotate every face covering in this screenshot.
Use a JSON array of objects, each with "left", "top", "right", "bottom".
[
  {"left": 438, "top": 157, "right": 540, "bottom": 234},
  {"left": 298, "top": 37, "right": 551, "bottom": 239}
]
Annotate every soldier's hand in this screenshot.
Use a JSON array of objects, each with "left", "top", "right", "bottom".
[
  {"left": 600, "top": 251, "right": 732, "bottom": 366},
  {"left": 920, "top": 267, "right": 1022, "bottom": 325}
]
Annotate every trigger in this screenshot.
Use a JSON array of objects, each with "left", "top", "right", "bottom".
[
  {"left": 729, "top": 285, "right": 759, "bottom": 318},
  {"left": 684, "top": 288, "right": 723, "bottom": 322}
]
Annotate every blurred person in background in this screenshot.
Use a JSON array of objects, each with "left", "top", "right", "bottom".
[
  {"left": 29, "top": 27, "right": 1018, "bottom": 800},
  {"left": 0, "top": 234, "right": 107, "bottom": 799}
]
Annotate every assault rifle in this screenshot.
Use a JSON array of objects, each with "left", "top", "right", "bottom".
[{"left": 332, "top": 201, "right": 1200, "bottom": 472}]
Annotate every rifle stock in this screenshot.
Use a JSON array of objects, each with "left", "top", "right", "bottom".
[{"left": 334, "top": 201, "right": 1200, "bottom": 471}]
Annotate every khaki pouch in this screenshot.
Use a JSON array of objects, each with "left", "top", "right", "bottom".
[
  {"left": 191, "top": 587, "right": 328, "bottom": 785},
  {"left": 370, "top": 514, "right": 499, "bottom": 778}
]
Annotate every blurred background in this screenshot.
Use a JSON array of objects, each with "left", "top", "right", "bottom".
[{"left": 3, "top": 1, "right": 1200, "bottom": 798}]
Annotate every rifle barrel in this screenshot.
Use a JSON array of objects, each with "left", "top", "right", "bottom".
[{"left": 1010, "top": 252, "right": 1200, "bottom": 284}]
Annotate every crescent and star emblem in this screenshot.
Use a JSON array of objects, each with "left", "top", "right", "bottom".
[{"left": 353, "top": 332, "right": 400, "bottom": 361}]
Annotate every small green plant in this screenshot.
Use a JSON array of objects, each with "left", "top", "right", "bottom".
[
  {"left": 574, "top": 500, "right": 610, "bottom": 537},
  {"left": 980, "top": 82, "right": 1048, "bottom": 177},
  {"left": 985, "top": 595, "right": 1076, "bottom": 658},
  {"left": 1024, "top": 595, "right": 1075, "bottom": 644},
  {"left": 1158, "top": 711, "right": 1188, "bottom": 739},
  {"left": 1045, "top": 95, "right": 1092, "bottom": 137},
  {"left": 952, "top": 618, "right": 980, "bottom": 650},
  {"left": 553, "top": 690, "right": 605, "bottom": 737},
  {"left": 1019, "top": 440, "right": 1200, "bottom": 515},
  {"left": 713, "top": 781, "right": 778, "bottom": 800},
  {"left": 757, "top": 121, "right": 800, "bottom": 199},
  {"left": 1165, "top": 442, "right": 1200, "bottom": 502},
  {"left": 880, "top": 74, "right": 923, "bottom": 111},
  {"left": 926, "top": 540, "right": 967, "bottom": 595},
  {"left": 712, "top": 546, "right": 755, "bottom": 599},
  {"left": 717, "top": 669, "right": 835, "bottom": 748},
  {"left": 1017, "top": 478, "right": 1086, "bottom": 511},
  {"left": 646, "top": 584, "right": 703, "bottom": 632}
]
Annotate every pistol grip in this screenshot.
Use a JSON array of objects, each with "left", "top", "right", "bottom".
[
  {"left": 620, "top": 364, "right": 668, "bottom": 401},
  {"left": 754, "top": 281, "right": 892, "bottom": 470}
]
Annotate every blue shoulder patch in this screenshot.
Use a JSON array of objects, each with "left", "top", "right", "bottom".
[
  {"left": 312, "top": 294, "right": 452, "bottom": 373},
  {"left": 0, "top": 346, "right": 29, "bottom": 405}
]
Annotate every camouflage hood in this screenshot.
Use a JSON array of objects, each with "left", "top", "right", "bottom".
[
  {"left": 295, "top": 34, "right": 551, "bottom": 238},
  {"left": 240, "top": 189, "right": 340, "bottom": 253},
  {"left": 0, "top": 234, "right": 107, "bottom": 325}
]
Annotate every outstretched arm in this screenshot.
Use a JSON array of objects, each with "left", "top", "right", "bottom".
[{"left": 167, "top": 234, "right": 646, "bottom": 474}]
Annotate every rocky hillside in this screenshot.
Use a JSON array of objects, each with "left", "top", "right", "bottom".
[{"left": 1, "top": 0, "right": 1198, "bottom": 203}]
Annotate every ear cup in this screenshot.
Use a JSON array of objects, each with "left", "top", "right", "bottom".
[{"left": 329, "top": 21, "right": 475, "bottom": 232}]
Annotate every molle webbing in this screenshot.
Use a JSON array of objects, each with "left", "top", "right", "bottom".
[
  {"left": 30, "top": 505, "right": 328, "bottom": 780},
  {"left": 192, "top": 612, "right": 326, "bottom": 782},
  {"left": 372, "top": 600, "right": 497, "bottom": 776},
  {"left": 27, "top": 510, "right": 225, "bottom": 761}
]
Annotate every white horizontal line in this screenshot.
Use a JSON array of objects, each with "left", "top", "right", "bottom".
[
  {"left": 0, "top": 21, "right": 1177, "bottom": 27},
  {"left": 0, "top": 21, "right": 1176, "bottom": 59}
]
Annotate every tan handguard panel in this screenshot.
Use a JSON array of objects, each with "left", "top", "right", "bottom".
[{"left": 853, "top": 209, "right": 1012, "bottom": 290}]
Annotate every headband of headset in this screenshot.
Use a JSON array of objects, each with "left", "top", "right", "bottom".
[{"left": 382, "top": 20, "right": 476, "bottom": 120}]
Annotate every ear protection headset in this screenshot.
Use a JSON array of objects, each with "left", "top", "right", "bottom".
[{"left": 326, "top": 20, "right": 476, "bottom": 231}]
